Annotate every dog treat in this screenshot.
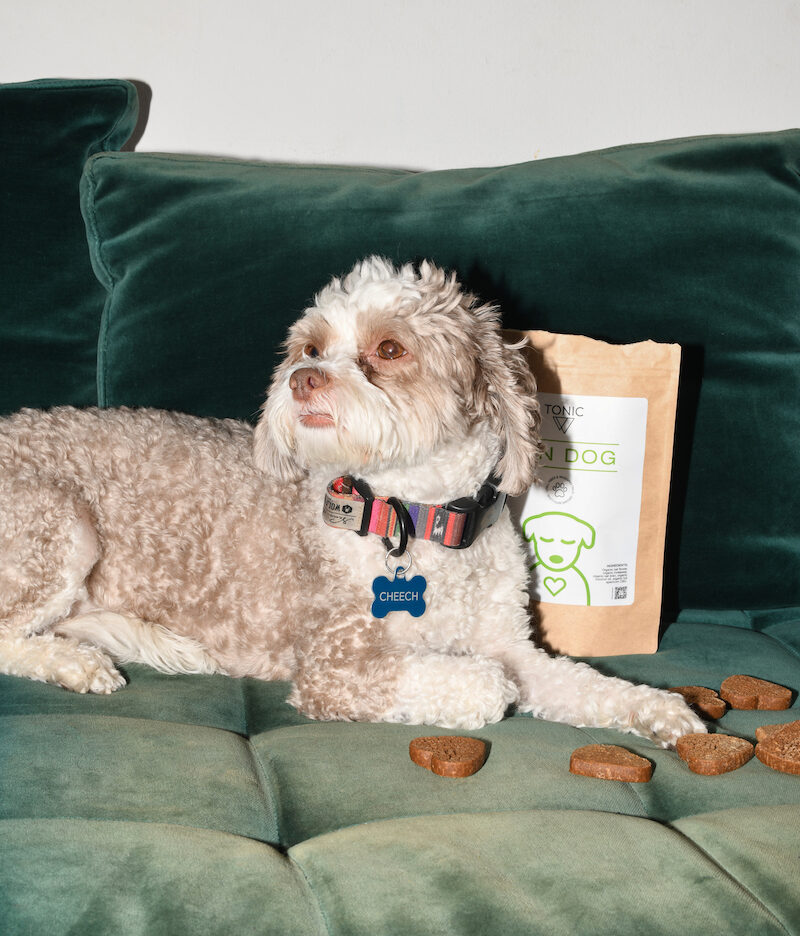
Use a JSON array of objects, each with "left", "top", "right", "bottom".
[
  {"left": 755, "top": 721, "right": 798, "bottom": 743},
  {"left": 719, "top": 675, "right": 792, "bottom": 710},
  {"left": 568, "top": 744, "right": 653, "bottom": 782},
  {"left": 755, "top": 720, "right": 800, "bottom": 775},
  {"left": 409, "top": 736, "right": 487, "bottom": 777},
  {"left": 676, "top": 733, "right": 754, "bottom": 775},
  {"left": 668, "top": 686, "right": 727, "bottom": 719}
]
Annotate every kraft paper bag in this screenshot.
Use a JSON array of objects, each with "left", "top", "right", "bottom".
[{"left": 508, "top": 331, "right": 681, "bottom": 657}]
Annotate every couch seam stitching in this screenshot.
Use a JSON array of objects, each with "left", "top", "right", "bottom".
[
  {"left": 98, "top": 150, "right": 412, "bottom": 178},
  {"left": 753, "top": 628, "right": 800, "bottom": 663},
  {"left": 285, "top": 852, "right": 335, "bottom": 936},
  {"left": 98, "top": 82, "right": 138, "bottom": 152},
  {"left": 664, "top": 819, "right": 793, "bottom": 935},
  {"left": 238, "top": 677, "right": 250, "bottom": 737},
  {"left": 93, "top": 128, "right": 800, "bottom": 173},
  {"left": 236, "top": 679, "right": 285, "bottom": 846},
  {"left": 0, "top": 812, "right": 273, "bottom": 843},
  {"left": 244, "top": 741, "right": 286, "bottom": 849},
  {"left": 0, "top": 814, "right": 287, "bottom": 848},
  {"left": 694, "top": 619, "right": 800, "bottom": 665},
  {"left": 80, "top": 156, "right": 114, "bottom": 407},
  {"left": 0, "top": 709, "right": 231, "bottom": 730},
  {"left": 284, "top": 803, "right": 647, "bottom": 842}
]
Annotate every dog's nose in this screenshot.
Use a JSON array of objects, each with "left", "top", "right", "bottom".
[{"left": 290, "top": 367, "right": 329, "bottom": 402}]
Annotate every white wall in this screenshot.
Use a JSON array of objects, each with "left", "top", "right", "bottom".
[{"left": 2, "top": 0, "right": 798, "bottom": 169}]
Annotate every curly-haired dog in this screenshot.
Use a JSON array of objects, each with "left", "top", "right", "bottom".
[{"left": 0, "top": 257, "right": 705, "bottom": 746}]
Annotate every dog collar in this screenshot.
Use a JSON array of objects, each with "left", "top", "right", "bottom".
[{"left": 322, "top": 475, "right": 506, "bottom": 550}]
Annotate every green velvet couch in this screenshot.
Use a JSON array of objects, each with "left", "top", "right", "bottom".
[{"left": 1, "top": 79, "right": 799, "bottom": 936}]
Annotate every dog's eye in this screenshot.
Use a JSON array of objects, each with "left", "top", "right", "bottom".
[
  {"left": 303, "top": 344, "right": 320, "bottom": 359},
  {"left": 376, "top": 339, "right": 407, "bottom": 360}
]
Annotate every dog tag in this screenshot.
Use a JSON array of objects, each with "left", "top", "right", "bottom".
[{"left": 371, "top": 568, "right": 427, "bottom": 618}]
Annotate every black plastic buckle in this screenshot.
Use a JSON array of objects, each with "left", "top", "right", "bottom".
[
  {"left": 444, "top": 477, "right": 507, "bottom": 549},
  {"left": 350, "top": 477, "right": 376, "bottom": 537}
]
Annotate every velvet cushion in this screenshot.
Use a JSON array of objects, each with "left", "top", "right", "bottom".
[
  {"left": 289, "top": 808, "right": 797, "bottom": 936},
  {"left": 2, "top": 619, "right": 798, "bottom": 934},
  {"left": 0, "top": 79, "right": 138, "bottom": 414},
  {"left": 80, "top": 134, "right": 800, "bottom": 613},
  {"left": 3, "top": 811, "right": 794, "bottom": 935},
  {"left": 0, "top": 820, "right": 323, "bottom": 936}
]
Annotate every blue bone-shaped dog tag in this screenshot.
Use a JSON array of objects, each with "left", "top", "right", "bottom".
[{"left": 371, "top": 568, "right": 427, "bottom": 618}]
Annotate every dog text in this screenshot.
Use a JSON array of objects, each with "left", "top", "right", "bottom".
[{"left": 540, "top": 442, "right": 618, "bottom": 471}]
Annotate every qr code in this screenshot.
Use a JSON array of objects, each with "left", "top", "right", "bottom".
[{"left": 613, "top": 586, "right": 628, "bottom": 601}]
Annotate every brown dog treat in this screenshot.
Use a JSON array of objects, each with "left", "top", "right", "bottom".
[
  {"left": 755, "top": 722, "right": 797, "bottom": 743},
  {"left": 668, "top": 686, "right": 727, "bottom": 719},
  {"left": 676, "top": 733, "right": 754, "bottom": 775},
  {"left": 409, "top": 736, "right": 487, "bottom": 777},
  {"left": 755, "top": 721, "right": 800, "bottom": 775},
  {"left": 719, "top": 675, "right": 792, "bottom": 711},
  {"left": 569, "top": 744, "right": 653, "bottom": 782}
]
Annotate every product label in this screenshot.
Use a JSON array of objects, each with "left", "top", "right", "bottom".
[{"left": 514, "top": 393, "right": 647, "bottom": 606}]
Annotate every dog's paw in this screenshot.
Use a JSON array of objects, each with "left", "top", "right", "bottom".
[
  {"left": 53, "top": 644, "right": 126, "bottom": 694},
  {"left": 384, "top": 653, "right": 519, "bottom": 730},
  {"left": 626, "top": 687, "right": 707, "bottom": 748}
]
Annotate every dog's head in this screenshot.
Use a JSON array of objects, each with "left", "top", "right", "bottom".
[{"left": 254, "top": 257, "right": 540, "bottom": 496}]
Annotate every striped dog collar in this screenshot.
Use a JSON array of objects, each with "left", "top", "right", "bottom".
[{"left": 322, "top": 475, "right": 506, "bottom": 550}]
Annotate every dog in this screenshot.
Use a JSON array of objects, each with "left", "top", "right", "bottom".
[{"left": 0, "top": 257, "right": 705, "bottom": 746}]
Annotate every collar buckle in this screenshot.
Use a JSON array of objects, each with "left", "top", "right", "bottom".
[{"left": 442, "top": 477, "right": 506, "bottom": 549}]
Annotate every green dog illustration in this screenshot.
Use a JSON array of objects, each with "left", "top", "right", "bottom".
[{"left": 523, "top": 511, "right": 596, "bottom": 606}]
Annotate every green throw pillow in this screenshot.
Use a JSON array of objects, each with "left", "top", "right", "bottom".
[
  {"left": 0, "top": 78, "right": 138, "bottom": 413},
  {"left": 79, "top": 132, "right": 800, "bottom": 613}
]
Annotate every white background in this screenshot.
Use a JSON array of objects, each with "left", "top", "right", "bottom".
[{"left": 2, "top": 0, "right": 798, "bottom": 168}]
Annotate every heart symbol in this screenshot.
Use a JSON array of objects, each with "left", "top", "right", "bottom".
[{"left": 544, "top": 576, "right": 567, "bottom": 597}]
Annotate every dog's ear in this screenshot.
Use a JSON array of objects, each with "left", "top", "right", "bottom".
[
  {"left": 413, "top": 263, "right": 539, "bottom": 495},
  {"left": 252, "top": 370, "right": 307, "bottom": 483},
  {"left": 471, "top": 317, "right": 541, "bottom": 496}
]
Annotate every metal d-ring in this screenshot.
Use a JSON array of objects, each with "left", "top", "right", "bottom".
[
  {"left": 382, "top": 496, "right": 412, "bottom": 560},
  {"left": 384, "top": 549, "right": 413, "bottom": 577}
]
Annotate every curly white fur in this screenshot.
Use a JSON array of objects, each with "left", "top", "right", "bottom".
[{"left": 0, "top": 257, "right": 705, "bottom": 747}]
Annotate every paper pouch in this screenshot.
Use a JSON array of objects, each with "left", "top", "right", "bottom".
[{"left": 509, "top": 331, "right": 681, "bottom": 656}]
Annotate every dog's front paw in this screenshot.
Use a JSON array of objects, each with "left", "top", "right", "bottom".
[
  {"left": 384, "top": 653, "right": 519, "bottom": 730},
  {"left": 626, "top": 687, "right": 707, "bottom": 748},
  {"left": 54, "top": 643, "right": 126, "bottom": 694}
]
